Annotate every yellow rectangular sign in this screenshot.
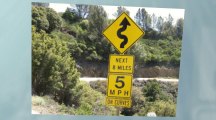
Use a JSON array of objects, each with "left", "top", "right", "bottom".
[
  {"left": 107, "top": 73, "right": 132, "bottom": 98},
  {"left": 106, "top": 97, "right": 131, "bottom": 108},
  {"left": 109, "top": 54, "right": 134, "bottom": 74}
]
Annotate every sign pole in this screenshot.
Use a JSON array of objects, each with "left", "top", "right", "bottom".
[{"left": 116, "top": 107, "right": 120, "bottom": 116}]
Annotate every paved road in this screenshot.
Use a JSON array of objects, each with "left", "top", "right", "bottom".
[{"left": 80, "top": 77, "right": 178, "bottom": 83}]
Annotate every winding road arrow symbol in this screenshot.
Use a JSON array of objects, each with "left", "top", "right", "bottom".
[{"left": 117, "top": 17, "right": 131, "bottom": 48}]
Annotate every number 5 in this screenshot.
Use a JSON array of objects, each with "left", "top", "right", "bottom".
[{"left": 115, "top": 76, "right": 125, "bottom": 88}]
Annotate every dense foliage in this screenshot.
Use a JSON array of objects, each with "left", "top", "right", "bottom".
[
  {"left": 32, "top": 26, "right": 80, "bottom": 105},
  {"left": 32, "top": 81, "right": 117, "bottom": 115},
  {"left": 32, "top": 4, "right": 182, "bottom": 116},
  {"left": 32, "top": 6, "right": 62, "bottom": 33},
  {"left": 89, "top": 80, "right": 177, "bottom": 116},
  {"left": 33, "top": 5, "right": 183, "bottom": 65}
]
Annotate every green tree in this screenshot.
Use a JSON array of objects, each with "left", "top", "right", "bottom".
[
  {"left": 161, "top": 14, "right": 174, "bottom": 37},
  {"left": 46, "top": 8, "right": 62, "bottom": 33},
  {"left": 88, "top": 6, "right": 108, "bottom": 39},
  {"left": 32, "top": 6, "right": 62, "bottom": 33},
  {"left": 50, "top": 29, "right": 87, "bottom": 60},
  {"left": 151, "top": 13, "right": 157, "bottom": 29},
  {"left": 175, "top": 18, "right": 184, "bottom": 39},
  {"left": 86, "top": 5, "right": 111, "bottom": 61},
  {"left": 32, "top": 26, "right": 80, "bottom": 105},
  {"left": 114, "top": 6, "right": 130, "bottom": 17},
  {"left": 62, "top": 8, "right": 80, "bottom": 23},
  {"left": 32, "top": 6, "right": 49, "bottom": 32},
  {"left": 156, "top": 16, "right": 164, "bottom": 33},
  {"left": 75, "top": 4, "right": 89, "bottom": 18},
  {"left": 126, "top": 41, "right": 145, "bottom": 62},
  {"left": 135, "top": 8, "right": 152, "bottom": 31}
]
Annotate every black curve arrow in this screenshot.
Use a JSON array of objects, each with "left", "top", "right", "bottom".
[{"left": 117, "top": 17, "right": 131, "bottom": 48}]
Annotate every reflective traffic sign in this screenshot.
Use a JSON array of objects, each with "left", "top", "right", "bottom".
[
  {"left": 109, "top": 54, "right": 134, "bottom": 74},
  {"left": 103, "top": 12, "right": 144, "bottom": 54},
  {"left": 106, "top": 97, "right": 131, "bottom": 108},
  {"left": 107, "top": 73, "right": 132, "bottom": 98}
]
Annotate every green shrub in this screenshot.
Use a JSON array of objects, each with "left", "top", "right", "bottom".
[
  {"left": 89, "top": 80, "right": 107, "bottom": 95},
  {"left": 143, "top": 80, "right": 162, "bottom": 102},
  {"left": 138, "top": 100, "right": 176, "bottom": 117},
  {"left": 32, "top": 27, "right": 80, "bottom": 106},
  {"left": 121, "top": 87, "right": 145, "bottom": 116},
  {"left": 32, "top": 96, "right": 45, "bottom": 106},
  {"left": 73, "top": 81, "right": 117, "bottom": 115}
]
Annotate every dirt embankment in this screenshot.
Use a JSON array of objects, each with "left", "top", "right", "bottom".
[{"left": 77, "top": 62, "right": 179, "bottom": 78}]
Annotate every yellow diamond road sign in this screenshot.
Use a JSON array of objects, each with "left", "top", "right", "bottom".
[{"left": 103, "top": 12, "right": 145, "bottom": 54}]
